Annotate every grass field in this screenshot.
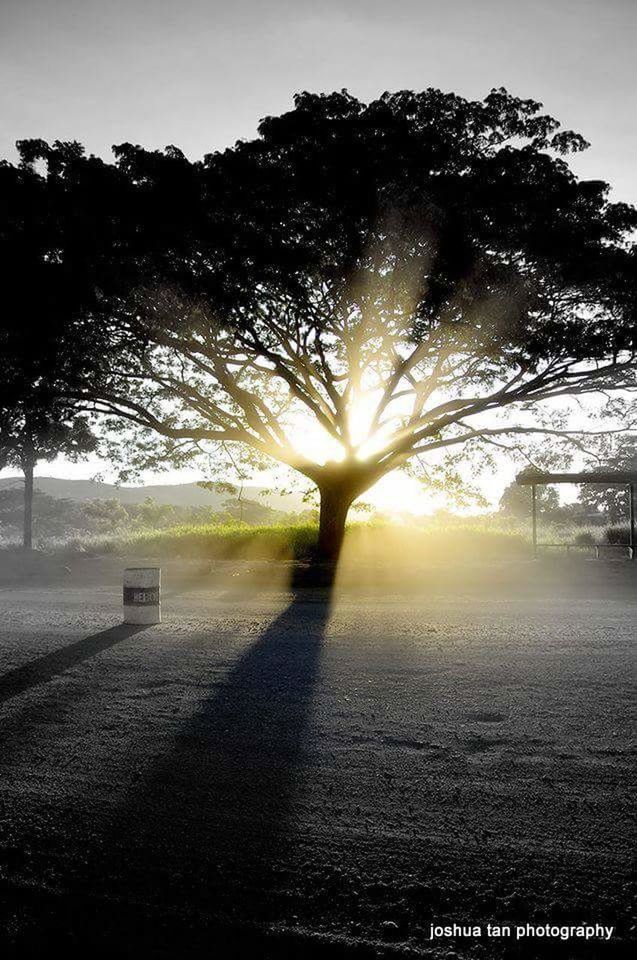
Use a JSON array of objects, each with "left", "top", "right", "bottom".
[{"left": 47, "top": 516, "right": 614, "bottom": 563}]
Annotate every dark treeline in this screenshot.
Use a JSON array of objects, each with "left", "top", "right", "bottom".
[{"left": 0, "top": 488, "right": 317, "bottom": 543}]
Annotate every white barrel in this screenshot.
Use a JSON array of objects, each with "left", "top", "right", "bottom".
[{"left": 123, "top": 567, "right": 161, "bottom": 624}]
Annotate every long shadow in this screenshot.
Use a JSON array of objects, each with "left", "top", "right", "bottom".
[
  {"left": 62, "top": 589, "right": 333, "bottom": 950},
  {"left": 0, "top": 623, "right": 147, "bottom": 706}
]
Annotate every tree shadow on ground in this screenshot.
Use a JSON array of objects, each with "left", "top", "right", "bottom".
[{"left": 55, "top": 588, "right": 334, "bottom": 952}]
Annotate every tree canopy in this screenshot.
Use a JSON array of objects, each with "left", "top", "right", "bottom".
[
  {"left": 0, "top": 148, "right": 114, "bottom": 546},
  {"left": 4, "top": 88, "right": 637, "bottom": 559},
  {"left": 577, "top": 436, "right": 637, "bottom": 524}
]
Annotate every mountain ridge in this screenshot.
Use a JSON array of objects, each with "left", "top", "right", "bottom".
[{"left": 0, "top": 476, "right": 307, "bottom": 512}]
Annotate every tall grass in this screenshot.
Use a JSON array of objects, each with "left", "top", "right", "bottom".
[
  {"left": 40, "top": 514, "right": 610, "bottom": 563},
  {"left": 61, "top": 522, "right": 319, "bottom": 561},
  {"left": 57, "top": 518, "right": 533, "bottom": 563}
]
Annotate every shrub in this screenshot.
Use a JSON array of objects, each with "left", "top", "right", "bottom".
[
  {"left": 574, "top": 531, "right": 596, "bottom": 546},
  {"left": 605, "top": 526, "right": 631, "bottom": 545}
]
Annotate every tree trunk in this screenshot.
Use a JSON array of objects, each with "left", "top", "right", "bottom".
[
  {"left": 316, "top": 480, "right": 355, "bottom": 565},
  {"left": 23, "top": 456, "right": 34, "bottom": 550}
]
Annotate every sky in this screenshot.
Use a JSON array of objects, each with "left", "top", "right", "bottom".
[{"left": 1, "top": 0, "right": 635, "bottom": 506}]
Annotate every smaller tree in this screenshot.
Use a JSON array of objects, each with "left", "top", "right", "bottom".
[
  {"left": 499, "top": 480, "right": 559, "bottom": 519},
  {"left": 577, "top": 438, "right": 637, "bottom": 524},
  {"left": 135, "top": 497, "right": 176, "bottom": 528},
  {"left": 0, "top": 398, "right": 96, "bottom": 548}
]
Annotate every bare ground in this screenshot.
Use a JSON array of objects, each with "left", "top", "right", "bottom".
[{"left": 0, "top": 557, "right": 634, "bottom": 958}]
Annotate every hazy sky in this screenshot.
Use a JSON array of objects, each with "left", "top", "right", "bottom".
[
  {"left": 1, "top": 0, "right": 635, "bottom": 499},
  {"left": 2, "top": 0, "right": 636, "bottom": 204}
]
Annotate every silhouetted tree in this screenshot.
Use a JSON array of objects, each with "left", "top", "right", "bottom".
[
  {"left": 0, "top": 143, "right": 125, "bottom": 546},
  {"left": 11, "top": 90, "right": 637, "bottom": 562},
  {"left": 0, "top": 140, "right": 134, "bottom": 395}
]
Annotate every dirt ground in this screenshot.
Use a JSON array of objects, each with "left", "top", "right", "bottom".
[{"left": 0, "top": 557, "right": 634, "bottom": 958}]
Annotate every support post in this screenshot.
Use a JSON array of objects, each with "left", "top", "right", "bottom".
[
  {"left": 629, "top": 483, "right": 635, "bottom": 561},
  {"left": 23, "top": 456, "right": 34, "bottom": 551},
  {"left": 531, "top": 484, "right": 538, "bottom": 559}
]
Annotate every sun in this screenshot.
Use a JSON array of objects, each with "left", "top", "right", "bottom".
[
  {"left": 358, "top": 471, "right": 435, "bottom": 517},
  {"left": 282, "top": 404, "right": 435, "bottom": 516},
  {"left": 285, "top": 391, "right": 399, "bottom": 468}
]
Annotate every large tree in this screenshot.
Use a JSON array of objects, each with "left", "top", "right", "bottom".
[{"left": 13, "top": 89, "right": 637, "bottom": 561}]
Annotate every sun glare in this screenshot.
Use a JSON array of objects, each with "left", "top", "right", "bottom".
[
  {"left": 282, "top": 404, "right": 435, "bottom": 516},
  {"left": 286, "top": 391, "right": 400, "bottom": 467},
  {"left": 288, "top": 418, "right": 346, "bottom": 466},
  {"left": 362, "top": 471, "right": 435, "bottom": 517}
]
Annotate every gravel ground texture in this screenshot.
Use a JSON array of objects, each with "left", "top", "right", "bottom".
[{"left": 0, "top": 557, "right": 634, "bottom": 958}]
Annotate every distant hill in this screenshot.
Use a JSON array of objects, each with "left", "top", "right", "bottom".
[{"left": 0, "top": 476, "right": 309, "bottom": 513}]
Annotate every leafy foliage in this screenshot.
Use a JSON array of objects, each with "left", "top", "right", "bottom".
[
  {"left": 0, "top": 489, "right": 292, "bottom": 544},
  {"left": 3, "top": 89, "right": 636, "bottom": 557},
  {"left": 577, "top": 437, "right": 636, "bottom": 523},
  {"left": 499, "top": 481, "right": 559, "bottom": 518},
  {"left": 0, "top": 400, "right": 97, "bottom": 474}
]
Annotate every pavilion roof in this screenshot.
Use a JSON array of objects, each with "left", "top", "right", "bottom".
[{"left": 516, "top": 470, "right": 637, "bottom": 485}]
